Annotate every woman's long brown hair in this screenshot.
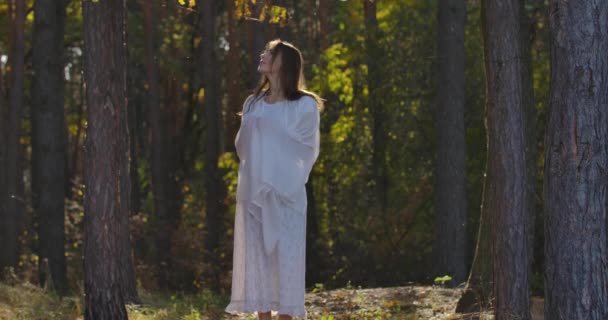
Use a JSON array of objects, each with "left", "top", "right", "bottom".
[{"left": 246, "top": 39, "right": 323, "bottom": 113}]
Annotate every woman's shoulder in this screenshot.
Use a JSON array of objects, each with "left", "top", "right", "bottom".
[{"left": 295, "top": 93, "right": 320, "bottom": 112}]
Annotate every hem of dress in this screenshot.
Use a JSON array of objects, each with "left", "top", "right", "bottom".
[{"left": 225, "top": 300, "right": 306, "bottom": 318}]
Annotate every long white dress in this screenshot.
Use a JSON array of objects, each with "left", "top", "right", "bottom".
[{"left": 225, "top": 94, "right": 320, "bottom": 318}]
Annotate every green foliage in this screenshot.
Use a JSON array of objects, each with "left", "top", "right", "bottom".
[{"left": 433, "top": 275, "right": 452, "bottom": 286}]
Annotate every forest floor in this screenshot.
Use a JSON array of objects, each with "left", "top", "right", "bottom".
[
  {"left": 225, "top": 285, "right": 472, "bottom": 319},
  {"left": 2, "top": 280, "right": 541, "bottom": 320}
]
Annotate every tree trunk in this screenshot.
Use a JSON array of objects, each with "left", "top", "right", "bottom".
[
  {"left": 433, "top": 0, "right": 468, "bottom": 288},
  {"left": 318, "top": 0, "right": 330, "bottom": 51},
  {"left": 248, "top": 0, "right": 266, "bottom": 88},
  {"left": 82, "top": 0, "right": 137, "bottom": 316},
  {"left": 0, "top": 0, "right": 26, "bottom": 273},
  {"left": 483, "top": 0, "right": 534, "bottom": 319},
  {"left": 200, "top": 0, "right": 225, "bottom": 291},
  {"left": 364, "top": 0, "right": 387, "bottom": 212},
  {"left": 142, "top": 0, "right": 178, "bottom": 290},
  {"left": 544, "top": 1, "right": 608, "bottom": 319},
  {"left": 225, "top": 0, "right": 241, "bottom": 152},
  {"left": 457, "top": 1, "right": 535, "bottom": 314},
  {"left": 32, "top": 0, "right": 69, "bottom": 295},
  {"left": 0, "top": 47, "right": 7, "bottom": 275}
]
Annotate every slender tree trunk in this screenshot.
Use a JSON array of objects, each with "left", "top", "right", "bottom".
[
  {"left": 456, "top": 158, "right": 494, "bottom": 312},
  {"left": 0, "top": 0, "right": 26, "bottom": 273},
  {"left": 32, "top": 0, "right": 68, "bottom": 295},
  {"left": 69, "top": 86, "right": 85, "bottom": 193},
  {"left": 544, "top": 2, "right": 608, "bottom": 319},
  {"left": 199, "top": 0, "right": 225, "bottom": 291},
  {"left": 82, "top": 0, "right": 137, "bottom": 316},
  {"left": 433, "top": 0, "right": 468, "bottom": 288},
  {"left": 225, "top": 0, "right": 240, "bottom": 152},
  {"left": 363, "top": 0, "right": 387, "bottom": 212},
  {"left": 318, "top": 0, "right": 329, "bottom": 51},
  {"left": 0, "top": 49, "right": 7, "bottom": 274},
  {"left": 142, "top": 0, "right": 176, "bottom": 289},
  {"left": 483, "top": 1, "right": 534, "bottom": 318},
  {"left": 249, "top": 0, "right": 266, "bottom": 88}
]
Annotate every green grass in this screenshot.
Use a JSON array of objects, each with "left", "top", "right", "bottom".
[{"left": 0, "top": 281, "right": 231, "bottom": 320}]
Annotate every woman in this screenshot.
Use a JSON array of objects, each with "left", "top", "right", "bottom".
[{"left": 225, "top": 39, "right": 322, "bottom": 320}]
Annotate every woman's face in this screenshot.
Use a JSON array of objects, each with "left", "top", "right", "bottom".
[{"left": 258, "top": 47, "right": 281, "bottom": 75}]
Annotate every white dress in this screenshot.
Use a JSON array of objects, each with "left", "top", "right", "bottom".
[{"left": 225, "top": 94, "right": 320, "bottom": 318}]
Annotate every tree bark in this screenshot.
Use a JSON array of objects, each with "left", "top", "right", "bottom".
[
  {"left": 457, "top": 0, "right": 536, "bottom": 313},
  {"left": 433, "top": 0, "right": 468, "bottom": 288},
  {"left": 483, "top": 1, "right": 534, "bottom": 319},
  {"left": 142, "top": 0, "right": 180, "bottom": 290},
  {"left": 82, "top": 0, "right": 138, "bottom": 316},
  {"left": 225, "top": 0, "right": 241, "bottom": 152},
  {"left": 248, "top": 0, "right": 266, "bottom": 88},
  {"left": 318, "top": 0, "right": 330, "bottom": 51},
  {"left": 32, "top": 0, "right": 69, "bottom": 295},
  {"left": 199, "top": 0, "right": 225, "bottom": 291},
  {"left": 544, "top": 1, "right": 608, "bottom": 319},
  {"left": 364, "top": 0, "right": 387, "bottom": 212},
  {"left": 0, "top": 0, "right": 26, "bottom": 273},
  {"left": 0, "top": 46, "right": 7, "bottom": 276}
]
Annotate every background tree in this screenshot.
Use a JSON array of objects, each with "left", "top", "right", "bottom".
[
  {"left": 31, "top": 0, "right": 69, "bottom": 295},
  {"left": 0, "top": 0, "right": 26, "bottom": 274},
  {"left": 433, "top": 0, "right": 467, "bottom": 288},
  {"left": 142, "top": 0, "right": 181, "bottom": 290},
  {"left": 199, "top": 0, "right": 225, "bottom": 291},
  {"left": 82, "top": 0, "right": 137, "bottom": 316},
  {"left": 364, "top": 0, "right": 387, "bottom": 212},
  {"left": 544, "top": 1, "right": 608, "bottom": 319}
]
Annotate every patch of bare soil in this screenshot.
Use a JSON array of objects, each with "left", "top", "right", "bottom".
[
  {"left": 223, "top": 286, "right": 545, "bottom": 319},
  {"left": 224, "top": 285, "right": 478, "bottom": 319}
]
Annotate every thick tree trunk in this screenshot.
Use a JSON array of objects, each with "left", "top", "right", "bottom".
[
  {"left": 200, "top": 0, "right": 225, "bottom": 291},
  {"left": 32, "top": 0, "right": 69, "bottom": 295},
  {"left": 457, "top": 0, "right": 536, "bottom": 314},
  {"left": 544, "top": 2, "right": 608, "bottom": 319},
  {"left": 0, "top": 0, "right": 26, "bottom": 273},
  {"left": 433, "top": 0, "right": 468, "bottom": 288},
  {"left": 82, "top": 0, "right": 137, "bottom": 316},
  {"left": 482, "top": 1, "right": 534, "bottom": 319},
  {"left": 364, "top": 0, "right": 387, "bottom": 212}
]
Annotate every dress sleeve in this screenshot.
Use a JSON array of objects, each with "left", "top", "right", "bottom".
[
  {"left": 234, "top": 95, "right": 255, "bottom": 158},
  {"left": 287, "top": 96, "right": 320, "bottom": 152}
]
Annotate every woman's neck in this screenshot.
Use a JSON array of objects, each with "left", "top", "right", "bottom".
[{"left": 266, "top": 76, "right": 285, "bottom": 101}]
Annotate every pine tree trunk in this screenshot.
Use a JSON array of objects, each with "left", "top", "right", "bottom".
[
  {"left": 364, "top": 0, "right": 387, "bottom": 212},
  {"left": 0, "top": 46, "right": 7, "bottom": 274},
  {"left": 433, "top": 0, "right": 468, "bottom": 288},
  {"left": 142, "top": 0, "right": 177, "bottom": 290},
  {"left": 544, "top": 1, "right": 608, "bottom": 319},
  {"left": 457, "top": 0, "right": 537, "bottom": 313},
  {"left": 318, "top": 0, "right": 330, "bottom": 51},
  {"left": 200, "top": 0, "right": 225, "bottom": 291},
  {"left": 82, "top": 0, "right": 137, "bottom": 316},
  {"left": 225, "top": 0, "right": 241, "bottom": 152},
  {"left": 482, "top": 0, "right": 534, "bottom": 318},
  {"left": 0, "top": 0, "right": 26, "bottom": 273},
  {"left": 32, "top": 0, "right": 69, "bottom": 295}
]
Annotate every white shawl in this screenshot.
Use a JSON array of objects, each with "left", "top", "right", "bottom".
[{"left": 235, "top": 95, "right": 320, "bottom": 255}]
